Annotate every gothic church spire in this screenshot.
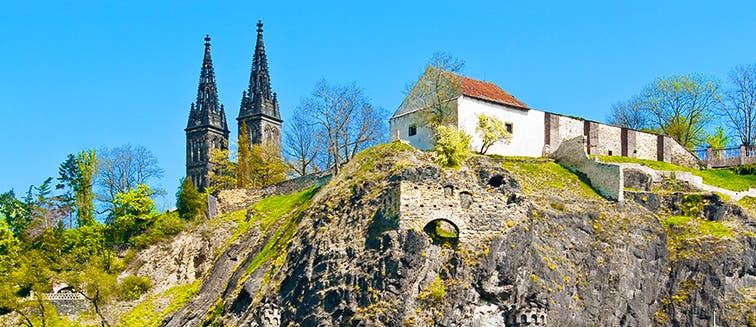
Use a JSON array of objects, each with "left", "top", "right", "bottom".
[
  {"left": 187, "top": 34, "right": 228, "bottom": 131},
  {"left": 239, "top": 20, "right": 281, "bottom": 120},
  {"left": 237, "top": 20, "right": 283, "bottom": 150},
  {"left": 186, "top": 34, "right": 229, "bottom": 192}
]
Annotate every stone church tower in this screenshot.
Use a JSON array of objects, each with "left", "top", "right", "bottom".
[
  {"left": 185, "top": 35, "right": 229, "bottom": 192},
  {"left": 238, "top": 21, "right": 283, "bottom": 149}
]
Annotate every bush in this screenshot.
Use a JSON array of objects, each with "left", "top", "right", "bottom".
[
  {"left": 118, "top": 275, "right": 151, "bottom": 301},
  {"left": 434, "top": 125, "right": 471, "bottom": 168},
  {"left": 176, "top": 178, "right": 206, "bottom": 220}
]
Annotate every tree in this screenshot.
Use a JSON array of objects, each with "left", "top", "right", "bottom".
[
  {"left": 76, "top": 150, "right": 98, "bottom": 226},
  {"left": 706, "top": 126, "right": 731, "bottom": 149},
  {"left": 65, "top": 266, "right": 115, "bottom": 327},
  {"left": 206, "top": 149, "right": 236, "bottom": 194},
  {"left": 283, "top": 113, "right": 322, "bottom": 176},
  {"left": 176, "top": 178, "right": 206, "bottom": 220},
  {"left": 434, "top": 125, "right": 472, "bottom": 168},
  {"left": 243, "top": 143, "right": 288, "bottom": 188},
  {"left": 299, "top": 80, "right": 386, "bottom": 174},
  {"left": 237, "top": 122, "right": 252, "bottom": 187},
  {"left": 96, "top": 145, "right": 164, "bottom": 218},
  {"left": 476, "top": 114, "right": 512, "bottom": 154},
  {"left": 722, "top": 64, "right": 756, "bottom": 147},
  {"left": 0, "top": 190, "right": 30, "bottom": 237},
  {"left": 110, "top": 184, "right": 156, "bottom": 244},
  {"left": 607, "top": 99, "right": 648, "bottom": 130},
  {"left": 607, "top": 74, "right": 720, "bottom": 149},
  {"left": 401, "top": 53, "right": 466, "bottom": 134}
]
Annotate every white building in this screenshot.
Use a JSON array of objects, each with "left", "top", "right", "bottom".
[{"left": 389, "top": 66, "right": 699, "bottom": 167}]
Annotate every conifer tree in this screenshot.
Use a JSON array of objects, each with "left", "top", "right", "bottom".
[
  {"left": 76, "top": 150, "right": 97, "bottom": 226},
  {"left": 237, "top": 122, "right": 251, "bottom": 187},
  {"left": 176, "top": 177, "right": 206, "bottom": 220}
]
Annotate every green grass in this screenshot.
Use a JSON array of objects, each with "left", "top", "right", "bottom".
[
  {"left": 117, "top": 279, "right": 201, "bottom": 327},
  {"left": 739, "top": 196, "right": 756, "bottom": 216},
  {"left": 599, "top": 155, "right": 756, "bottom": 192},
  {"left": 500, "top": 159, "right": 602, "bottom": 200},
  {"left": 242, "top": 187, "right": 318, "bottom": 275},
  {"left": 662, "top": 215, "right": 732, "bottom": 238}
]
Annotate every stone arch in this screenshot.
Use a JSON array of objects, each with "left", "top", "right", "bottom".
[{"left": 423, "top": 218, "right": 459, "bottom": 247}]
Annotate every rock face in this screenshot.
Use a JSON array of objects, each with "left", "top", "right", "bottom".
[{"left": 163, "top": 144, "right": 756, "bottom": 326}]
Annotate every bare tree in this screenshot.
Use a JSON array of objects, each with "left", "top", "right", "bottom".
[
  {"left": 283, "top": 113, "right": 322, "bottom": 176},
  {"left": 722, "top": 64, "right": 756, "bottom": 147},
  {"left": 400, "top": 52, "right": 466, "bottom": 133},
  {"left": 607, "top": 98, "right": 649, "bottom": 130},
  {"left": 96, "top": 144, "right": 164, "bottom": 219},
  {"left": 298, "top": 80, "right": 386, "bottom": 174}
]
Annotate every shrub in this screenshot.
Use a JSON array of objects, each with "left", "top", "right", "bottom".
[
  {"left": 118, "top": 275, "right": 151, "bottom": 301},
  {"left": 434, "top": 125, "right": 471, "bottom": 168}
]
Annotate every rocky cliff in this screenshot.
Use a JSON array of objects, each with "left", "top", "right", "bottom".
[{"left": 135, "top": 143, "right": 756, "bottom": 326}]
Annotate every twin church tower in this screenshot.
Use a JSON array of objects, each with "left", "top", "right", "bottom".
[{"left": 185, "top": 21, "right": 283, "bottom": 191}]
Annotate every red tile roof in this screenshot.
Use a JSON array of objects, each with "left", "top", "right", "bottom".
[{"left": 457, "top": 75, "right": 529, "bottom": 109}]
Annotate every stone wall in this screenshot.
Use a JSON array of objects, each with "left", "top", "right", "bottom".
[
  {"left": 556, "top": 115, "right": 584, "bottom": 150},
  {"left": 597, "top": 124, "right": 622, "bottom": 156},
  {"left": 553, "top": 136, "right": 624, "bottom": 202},
  {"left": 216, "top": 171, "right": 333, "bottom": 215},
  {"left": 670, "top": 140, "right": 700, "bottom": 167},
  {"left": 397, "top": 171, "right": 528, "bottom": 244},
  {"left": 634, "top": 130, "right": 658, "bottom": 161}
]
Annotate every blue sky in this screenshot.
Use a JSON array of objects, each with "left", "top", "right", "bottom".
[{"left": 2, "top": 1, "right": 755, "bottom": 209}]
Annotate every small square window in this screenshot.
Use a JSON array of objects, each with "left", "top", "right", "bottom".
[
  {"left": 505, "top": 123, "right": 513, "bottom": 134},
  {"left": 408, "top": 124, "right": 417, "bottom": 136}
]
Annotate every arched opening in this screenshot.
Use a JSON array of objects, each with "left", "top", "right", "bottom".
[
  {"left": 423, "top": 219, "right": 459, "bottom": 247},
  {"left": 488, "top": 174, "right": 505, "bottom": 188}
]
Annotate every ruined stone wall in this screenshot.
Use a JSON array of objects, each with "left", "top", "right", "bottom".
[
  {"left": 397, "top": 177, "right": 528, "bottom": 244},
  {"left": 597, "top": 124, "right": 622, "bottom": 156},
  {"left": 670, "top": 139, "right": 700, "bottom": 167},
  {"left": 553, "top": 136, "right": 624, "bottom": 202},
  {"left": 556, "top": 116, "right": 584, "bottom": 150},
  {"left": 634, "top": 131, "right": 658, "bottom": 161}
]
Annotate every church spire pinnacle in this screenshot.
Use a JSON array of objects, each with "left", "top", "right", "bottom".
[
  {"left": 187, "top": 34, "right": 228, "bottom": 131},
  {"left": 239, "top": 20, "right": 280, "bottom": 121}
]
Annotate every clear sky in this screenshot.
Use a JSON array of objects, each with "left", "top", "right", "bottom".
[{"left": 2, "top": 1, "right": 755, "bottom": 209}]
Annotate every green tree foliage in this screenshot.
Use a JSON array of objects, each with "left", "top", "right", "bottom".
[
  {"left": 97, "top": 145, "right": 164, "bottom": 220},
  {"left": 76, "top": 150, "right": 98, "bottom": 226},
  {"left": 0, "top": 190, "right": 30, "bottom": 237},
  {"left": 0, "top": 218, "right": 19, "bottom": 276},
  {"left": 65, "top": 266, "right": 116, "bottom": 327},
  {"left": 207, "top": 149, "right": 237, "bottom": 194},
  {"left": 706, "top": 126, "right": 731, "bottom": 149},
  {"left": 240, "top": 143, "right": 288, "bottom": 188},
  {"left": 607, "top": 74, "right": 720, "bottom": 149},
  {"left": 117, "top": 275, "right": 151, "bottom": 301},
  {"left": 476, "top": 114, "right": 512, "bottom": 154},
  {"left": 237, "top": 122, "right": 251, "bottom": 187},
  {"left": 176, "top": 177, "right": 206, "bottom": 220},
  {"left": 434, "top": 125, "right": 472, "bottom": 168},
  {"left": 111, "top": 184, "right": 157, "bottom": 244}
]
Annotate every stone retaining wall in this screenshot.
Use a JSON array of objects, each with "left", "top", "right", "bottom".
[{"left": 553, "top": 136, "right": 623, "bottom": 202}]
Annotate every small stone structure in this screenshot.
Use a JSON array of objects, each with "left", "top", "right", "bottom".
[
  {"left": 397, "top": 168, "right": 528, "bottom": 244},
  {"left": 505, "top": 301, "right": 548, "bottom": 327},
  {"left": 553, "top": 136, "right": 624, "bottom": 202}
]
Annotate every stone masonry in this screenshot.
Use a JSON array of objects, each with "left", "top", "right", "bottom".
[{"left": 396, "top": 168, "right": 529, "bottom": 244}]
